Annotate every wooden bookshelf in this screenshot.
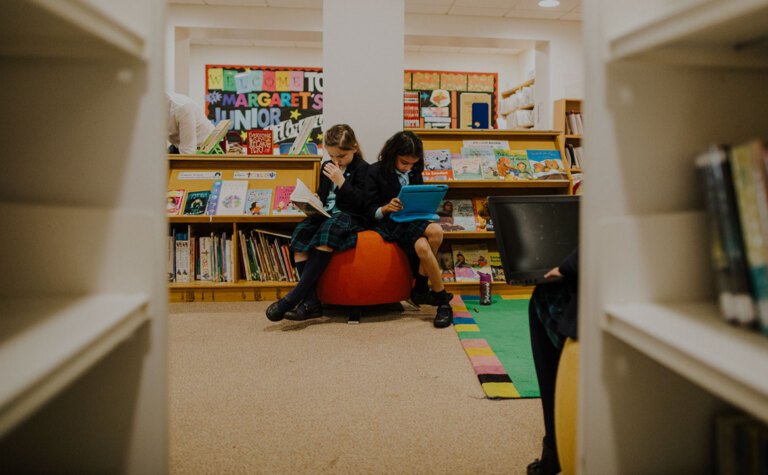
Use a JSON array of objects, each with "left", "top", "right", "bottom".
[
  {"left": 167, "top": 154, "right": 322, "bottom": 303},
  {"left": 409, "top": 128, "right": 572, "bottom": 295},
  {"left": 553, "top": 98, "right": 583, "bottom": 194},
  {"left": 501, "top": 78, "right": 535, "bottom": 98}
]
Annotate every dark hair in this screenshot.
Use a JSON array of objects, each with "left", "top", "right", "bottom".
[
  {"left": 377, "top": 130, "right": 424, "bottom": 176},
  {"left": 324, "top": 124, "right": 363, "bottom": 161}
]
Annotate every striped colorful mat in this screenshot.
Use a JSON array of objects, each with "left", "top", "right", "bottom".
[{"left": 452, "top": 294, "right": 540, "bottom": 399}]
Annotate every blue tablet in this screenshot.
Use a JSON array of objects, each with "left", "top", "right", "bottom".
[{"left": 391, "top": 184, "right": 449, "bottom": 223}]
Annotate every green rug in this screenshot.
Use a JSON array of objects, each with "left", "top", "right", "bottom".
[{"left": 452, "top": 294, "right": 539, "bottom": 399}]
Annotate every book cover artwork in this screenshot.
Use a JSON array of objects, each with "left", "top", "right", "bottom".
[
  {"left": 166, "top": 189, "right": 185, "bottom": 215},
  {"left": 272, "top": 185, "right": 302, "bottom": 215},
  {"left": 245, "top": 189, "right": 273, "bottom": 216},
  {"left": 215, "top": 180, "right": 249, "bottom": 215},
  {"left": 183, "top": 190, "right": 211, "bottom": 215},
  {"left": 526, "top": 149, "right": 568, "bottom": 179},
  {"left": 495, "top": 149, "right": 532, "bottom": 180},
  {"left": 424, "top": 149, "right": 454, "bottom": 180},
  {"left": 247, "top": 129, "right": 274, "bottom": 155}
]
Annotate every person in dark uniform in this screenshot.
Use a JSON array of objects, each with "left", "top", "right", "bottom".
[
  {"left": 265, "top": 124, "right": 370, "bottom": 321},
  {"left": 527, "top": 248, "right": 579, "bottom": 475},
  {"left": 363, "top": 130, "right": 453, "bottom": 328}
]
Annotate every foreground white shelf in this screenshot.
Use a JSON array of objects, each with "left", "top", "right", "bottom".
[
  {"left": 0, "top": 0, "right": 146, "bottom": 59},
  {"left": 604, "top": 301, "right": 768, "bottom": 423},
  {"left": 609, "top": 0, "right": 768, "bottom": 67},
  {"left": 0, "top": 293, "right": 149, "bottom": 436}
]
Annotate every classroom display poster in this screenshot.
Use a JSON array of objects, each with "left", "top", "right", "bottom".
[
  {"left": 404, "top": 70, "right": 498, "bottom": 129},
  {"left": 205, "top": 65, "right": 323, "bottom": 152}
]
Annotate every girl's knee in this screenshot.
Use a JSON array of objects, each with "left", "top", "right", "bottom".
[
  {"left": 425, "top": 223, "right": 444, "bottom": 241},
  {"left": 414, "top": 238, "right": 432, "bottom": 258}
]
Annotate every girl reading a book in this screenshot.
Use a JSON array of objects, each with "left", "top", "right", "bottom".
[
  {"left": 266, "top": 124, "right": 370, "bottom": 322},
  {"left": 363, "top": 130, "right": 453, "bottom": 328}
]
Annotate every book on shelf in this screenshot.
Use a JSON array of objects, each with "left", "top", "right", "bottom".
[
  {"left": 246, "top": 129, "right": 274, "bottom": 155},
  {"left": 244, "top": 188, "right": 272, "bottom": 216},
  {"left": 494, "top": 149, "right": 533, "bottom": 180},
  {"left": 526, "top": 149, "right": 568, "bottom": 180},
  {"left": 461, "top": 147, "right": 500, "bottom": 180},
  {"left": 729, "top": 140, "right": 768, "bottom": 333},
  {"left": 290, "top": 178, "right": 330, "bottom": 218},
  {"left": 215, "top": 180, "right": 249, "bottom": 216},
  {"left": 453, "top": 242, "right": 488, "bottom": 282},
  {"left": 437, "top": 199, "right": 476, "bottom": 232},
  {"left": 183, "top": 190, "right": 211, "bottom": 216},
  {"left": 696, "top": 145, "right": 755, "bottom": 326},
  {"left": 197, "top": 119, "right": 231, "bottom": 154},
  {"left": 471, "top": 197, "right": 493, "bottom": 231},
  {"left": 206, "top": 180, "right": 222, "bottom": 215},
  {"left": 437, "top": 243, "right": 456, "bottom": 282},
  {"left": 424, "top": 149, "right": 454, "bottom": 180},
  {"left": 489, "top": 250, "right": 505, "bottom": 283},
  {"left": 199, "top": 236, "right": 212, "bottom": 281},
  {"left": 272, "top": 185, "right": 303, "bottom": 215},
  {"left": 451, "top": 154, "right": 482, "bottom": 180},
  {"left": 166, "top": 189, "right": 185, "bottom": 215}
]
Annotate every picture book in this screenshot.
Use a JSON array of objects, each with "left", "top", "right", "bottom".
[
  {"left": 166, "top": 189, "right": 185, "bottom": 215},
  {"left": 437, "top": 243, "right": 456, "bottom": 282},
  {"left": 462, "top": 147, "right": 500, "bottom": 180},
  {"left": 495, "top": 149, "right": 533, "bottom": 180},
  {"left": 453, "top": 243, "right": 486, "bottom": 282},
  {"left": 424, "top": 149, "right": 454, "bottom": 180},
  {"left": 489, "top": 250, "right": 506, "bottom": 283},
  {"left": 272, "top": 185, "right": 302, "bottom": 215},
  {"left": 451, "top": 154, "right": 482, "bottom": 180},
  {"left": 246, "top": 129, "right": 274, "bottom": 155},
  {"left": 290, "top": 178, "right": 330, "bottom": 218},
  {"left": 472, "top": 197, "right": 493, "bottom": 231},
  {"left": 526, "top": 149, "right": 568, "bottom": 180},
  {"left": 436, "top": 199, "right": 477, "bottom": 232},
  {"left": 206, "top": 180, "right": 222, "bottom": 215},
  {"left": 214, "top": 180, "right": 249, "bottom": 215},
  {"left": 244, "top": 188, "right": 272, "bottom": 216},
  {"left": 183, "top": 190, "right": 211, "bottom": 216}
]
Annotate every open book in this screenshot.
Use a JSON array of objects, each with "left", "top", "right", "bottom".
[{"left": 290, "top": 178, "right": 330, "bottom": 218}]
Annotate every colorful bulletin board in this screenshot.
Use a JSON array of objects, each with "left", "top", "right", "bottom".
[
  {"left": 205, "top": 65, "right": 324, "bottom": 151},
  {"left": 404, "top": 70, "right": 498, "bottom": 129}
]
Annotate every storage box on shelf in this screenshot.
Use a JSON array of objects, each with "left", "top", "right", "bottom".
[
  {"left": 167, "top": 154, "right": 321, "bottom": 303},
  {"left": 0, "top": 1, "right": 166, "bottom": 472},
  {"left": 410, "top": 128, "right": 572, "bottom": 297},
  {"left": 582, "top": 0, "right": 768, "bottom": 473},
  {"left": 500, "top": 78, "right": 535, "bottom": 130}
]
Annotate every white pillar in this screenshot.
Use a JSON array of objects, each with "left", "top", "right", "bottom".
[{"left": 323, "top": 0, "right": 404, "bottom": 162}]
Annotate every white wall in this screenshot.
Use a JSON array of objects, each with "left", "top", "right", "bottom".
[{"left": 167, "top": 5, "right": 584, "bottom": 132}]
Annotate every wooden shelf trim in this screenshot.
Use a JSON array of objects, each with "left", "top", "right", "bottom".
[
  {"left": 443, "top": 231, "right": 496, "bottom": 240},
  {"left": 169, "top": 154, "right": 321, "bottom": 163},
  {"left": 501, "top": 78, "right": 535, "bottom": 98},
  {"left": 0, "top": 293, "right": 149, "bottom": 436},
  {"left": 565, "top": 134, "right": 582, "bottom": 139},
  {"left": 168, "top": 215, "right": 305, "bottom": 224},
  {"left": 425, "top": 179, "right": 569, "bottom": 189},
  {"left": 170, "top": 281, "right": 296, "bottom": 289},
  {"left": 604, "top": 301, "right": 768, "bottom": 424},
  {"left": 409, "top": 128, "right": 559, "bottom": 138}
]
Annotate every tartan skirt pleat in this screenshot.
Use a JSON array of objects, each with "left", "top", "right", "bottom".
[{"left": 290, "top": 212, "right": 365, "bottom": 252}]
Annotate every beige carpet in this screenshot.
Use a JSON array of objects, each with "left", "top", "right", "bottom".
[{"left": 169, "top": 300, "right": 543, "bottom": 474}]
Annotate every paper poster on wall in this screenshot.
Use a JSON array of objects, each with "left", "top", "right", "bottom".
[
  {"left": 205, "top": 64, "right": 323, "bottom": 153},
  {"left": 404, "top": 69, "right": 498, "bottom": 129}
]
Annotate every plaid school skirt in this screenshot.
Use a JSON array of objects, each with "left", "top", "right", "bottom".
[
  {"left": 290, "top": 212, "right": 365, "bottom": 252},
  {"left": 373, "top": 219, "right": 431, "bottom": 274}
]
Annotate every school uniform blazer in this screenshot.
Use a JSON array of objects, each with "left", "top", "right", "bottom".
[
  {"left": 363, "top": 161, "right": 423, "bottom": 224},
  {"left": 317, "top": 155, "right": 369, "bottom": 220}
]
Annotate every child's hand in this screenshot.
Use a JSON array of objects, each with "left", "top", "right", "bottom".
[
  {"left": 382, "top": 197, "right": 403, "bottom": 214},
  {"left": 323, "top": 162, "right": 345, "bottom": 187},
  {"left": 544, "top": 267, "right": 562, "bottom": 279}
]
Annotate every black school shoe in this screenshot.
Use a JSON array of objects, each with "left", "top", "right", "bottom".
[
  {"left": 284, "top": 301, "right": 323, "bottom": 321},
  {"left": 411, "top": 289, "right": 454, "bottom": 307},
  {"left": 433, "top": 304, "right": 453, "bottom": 328},
  {"left": 266, "top": 298, "right": 294, "bottom": 322}
]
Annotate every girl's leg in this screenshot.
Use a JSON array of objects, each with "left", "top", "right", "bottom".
[
  {"left": 266, "top": 247, "right": 332, "bottom": 321},
  {"left": 414, "top": 235, "right": 453, "bottom": 328}
]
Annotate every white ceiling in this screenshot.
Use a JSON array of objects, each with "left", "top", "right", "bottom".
[
  {"left": 170, "top": 0, "right": 580, "bottom": 53},
  {"left": 169, "top": 0, "right": 582, "bottom": 21}
]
